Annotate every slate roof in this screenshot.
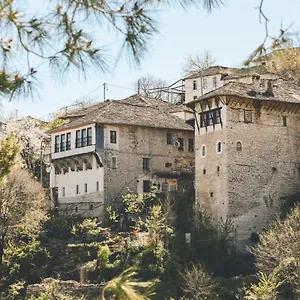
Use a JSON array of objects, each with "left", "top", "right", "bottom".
[
  {"left": 186, "top": 78, "right": 300, "bottom": 106},
  {"left": 49, "top": 95, "right": 193, "bottom": 133},
  {"left": 184, "top": 65, "right": 236, "bottom": 80},
  {"left": 225, "top": 66, "right": 274, "bottom": 80}
]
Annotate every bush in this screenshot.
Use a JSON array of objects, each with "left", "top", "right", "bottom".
[
  {"left": 253, "top": 205, "right": 300, "bottom": 298},
  {"left": 182, "top": 264, "right": 217, "bottom": 300},
  {"left": 244, "top": 271, "right": 283, "bottom": 300}
]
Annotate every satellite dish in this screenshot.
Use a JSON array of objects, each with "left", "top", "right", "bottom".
[
  {"left": 46, "top": 166, "right": 52, "bottom": 173},
  {"left": 174, "top": 141, "right": 180, "bottom": 147}
]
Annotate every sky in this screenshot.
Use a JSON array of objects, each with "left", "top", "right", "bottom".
[{"left": 2, "top": 0, "right": 300, "bottom": 120}]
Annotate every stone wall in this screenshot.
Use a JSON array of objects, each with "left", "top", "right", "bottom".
[
  {"left": 103, "top": 125, "right": 195, "bottom": 205},
  {"left": 194, "top": 119, "right": 229, "bottom": 220},
  {"left": 194, "top": 95, "right": 300, "bottom": 246},
  {"left": 226, "top": 100, "right": 300, "bottom": 243}
]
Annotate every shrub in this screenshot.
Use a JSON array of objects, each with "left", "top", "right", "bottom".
[
  {"left": 182, "top": 264, "right": 217, "bottom": 300},
  {"left": 244, "top": 271, "right": 283, "bottom": 300},
  {"left": 253, "top": 205, "right": 300, "bottom": 298}
]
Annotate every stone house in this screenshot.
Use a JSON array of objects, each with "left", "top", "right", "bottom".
[
  {"left": 187, "top": 78, "right": 300, "bottom": 246},
  {"left": 48, "top": 96, "right": 195, "bottom": 218},
  {"left": 184, "top": 65, "right": 279, "bottom": 104}
]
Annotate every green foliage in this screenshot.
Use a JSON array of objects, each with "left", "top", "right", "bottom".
[
  {"left": 46, "top": 113, "right": 66, "bottom": 130},
  {"left": 0, "top": 135, "right": 19, "bottom": 178},
  {"left": 244, "top": 271, "right": 283, "bottom": 300},
  {"left": 191, "top": 210, "right": 236, "bottom": 276},
  {"left": 252, "top": 205, "right": 300, "bottom": 298},
  {"left": 102, "top": 268, "right": 156, "bottom": 300},
  {"left": 97, "top": 245, "right": 111, "bottom": 270},
  {"left": 2, "top": 231, "right": 51, "bottom": 299},
  {"left": 8, "top": 280, "right": 25, "bottom": 299},
  {"left": 107, "top": 206, "right": 119, "bottom": 224},
  {"left": 0, "top": 0, "right": 218, "bottom": 98},
  {"left": 182, "top": 264, "right": 217, "bottom": 300}
]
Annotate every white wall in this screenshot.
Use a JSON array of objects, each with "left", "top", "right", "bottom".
[
  {"left": 185, "top": 74, "right": 225, "bottom": 103},
  {"left": 50, "top": 155, "right": 105, "bottom": 216},
  {"left": 104, "top": 125, "right": 119, "bottom": 150}
]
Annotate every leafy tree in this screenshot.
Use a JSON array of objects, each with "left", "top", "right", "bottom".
[
  {"left": 252, "top": 205, "right": 300, "bottom": 298},
  {"left": 268, "top": 46, "right": 300, "bottom": 80},
  {"left": 0, "top": 166, "right": 47, "bottom": 290},
  {"left": 0, "top": 0, "right": 222, "bottom": 99},
  {"left": 0, "top": 135, "right": 19, "bottom": 178},
  {"left": 46, "top": 113, "right": 66, "bottom": 131}
]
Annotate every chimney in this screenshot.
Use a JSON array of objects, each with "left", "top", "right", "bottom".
[
  {"left": 252, "top": 74, "right": 260, "bottom": 93},
  {"left": 265, "top": 80, "right": 274, "bottom": 97}
]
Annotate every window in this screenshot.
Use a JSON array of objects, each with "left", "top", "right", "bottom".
[
  {"left": 81, "top": 129, "right": 87, "bottom": 147},
  {"left": 66, "top": 132, "right": 71, "bottom": 150},
  {"left": 110, "top": 130, "right": 117, "bottom": 144},
  {"left": 236, "top": 141, "right": 242, "bottom": 151},
  {"left": 188, "top": 138, "right": 194, "bottom": 152},
  {"left": 217, "top": 166, "right": 220, "bottom": 176},
  {"left": 112, "top": 157, "right": 117, "bottom": 169},
  {"left": 84, "top": 183, "right": 88, "bottom": 193},
  {"left": 217, "top": 141, "right": 222, "bottom": 153},
  {"left": 193, "top": 96, "right": 197, "bottom": 100},
  {"left": 96, "top": 181, "right": 99, "bottom": 191},
  {"left": 203, "top": 78, "right": 207, "bottom": 89},
  {"left": 260, "top": 78, "right": 265, "bottom": 87},
  {"left": 178, "top": 138, "right": 184, "bottom": 151},
  {"left": 167, "top": 132, "right": 172, "bottom": 145},
  {"left": 244, "top": 109, "right": 253, "bottom": 123},
  {"left": 76, "top": 185, "right": 79, "bottom": 194},
  {"left": 200, "top": 108, "right": 222, "bottom": 127},
  {"left": 143, "top": 158, "right": 150, "bottom": 171},
  {"left": 75, "top": 130, "right": 81, "bottom": 148},
  {"left": 143, "top": 180, "right": 151, "bottom": 193},
  {"left": 203, "top": 168, "right": 206, "bottom": 175},
  {"left": 165, "top": 162, "right": 172, "bottom": 168},
  {"left": 213, "top": 77, "right": 217, "bottom": 89},
  {"left": 202, "top": 145, "right": 206, "bottom": 157},
  {"left": 193, "top": 80, "right": 197, "bottom": 90},
  {"left": 210, "top": 192, "right": 214, "bottom": 198},
  {"left": 60, "top": 134, "right": 66, "bottom": 151},
  {"left": 87, "top": 127, "right": 92, "bottom": 146},
  {"left": 282, "top": 116, "right": 287, "bottom": 127},
  {"left": 62, "top": 187, "right": 65, "bottom": 197},
  {"left": 54, "top": 135, "right": 60, "bottom": 153},
  {"left": 75, "top": 206, "right": 78, "bottom": 213},
  {"left": 90, "top": 204, "right": 94, "bottom": 210}
]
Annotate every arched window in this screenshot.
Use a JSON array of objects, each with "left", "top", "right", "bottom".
[
  {"left": 217, "top": 141, "right": 222, "bottom": 153},
  {"left": 202, "top": 145, "right": 206, "bottom": 157},
  {"left": 236, "top": 141, "right": 242, "bottom": 151}
]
